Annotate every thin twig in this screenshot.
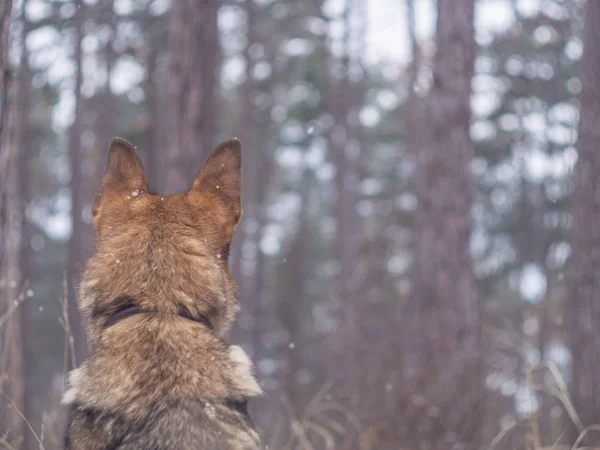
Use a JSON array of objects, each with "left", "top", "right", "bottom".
[
  {"left": 0, "top": 390, "right": 44, "bottom": 449},
  {"left": 0, "top": 283, "right": 28, "bottom": 328},
  {"left": 487, "top": 422, "right": 518, "bottom": 450},
  {"left": 0, "top": 437, "right": 16, "bottom": 450},
  {"left": 529, "top": 362, "right": 584, "bottom": 434},
  {"left": 552, "top": 428, "right": 568, "bottom": 449},
  {"left": 39, "top": 412, "right": 47, "bottom": 450},
  {"left": 571, "top": 424, "right": 600, "bottom": 450},
  {"left": 305, "top": 422, "right": 336, "bottom": 449},
  {"left": 61, "top": 272, "right": 77, "bottom": 386},
  {"left": 525, "top": 351, "right": 541, "bottom": 448}
]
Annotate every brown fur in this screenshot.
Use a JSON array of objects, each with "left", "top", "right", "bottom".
[{"left": 63, "top": 138, "right": 263, "bottom": 449}]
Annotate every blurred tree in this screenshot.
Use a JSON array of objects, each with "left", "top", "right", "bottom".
[
  {"left": 568, "top": 0, "right": 600, "bottom": 440},
  {"left": 471, "top": 5, "right": 583, "bottom": 440},
  {"left": 142, "top": 5, "right": 170, "bottom": 185},
  {"left": 327, "top": 0, "right": 365, "bottom": 405},
  {"left": 67, "top": 0, "right": 88, "bottom": 364},
  {"left": 405, "top": 0, "right": 481, "bottom": 447},
  {"left": 331, "top": 0, "right": 360, "bottom": 354},
  {"left": 0, "top": 105, "right": 24, "bottom": 447},
  {"left": 163, "top": 0, "right": 220, "bottom": 194},
  {"left": 94, "top": 0, "right": 116, "bottom": 152},
  {"left": 0, "top": 0, "right": 12, "bottom": 178},
  {"left": 230, "top": 0, "right": 268, "bottom": 360},
  {"left": 0, "top": 0, "right": 26, "bottom": 443},
  {"left": 16, "top": 4, "right": 33, "bottom": 447}
]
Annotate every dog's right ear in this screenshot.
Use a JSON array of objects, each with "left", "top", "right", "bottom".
[{"left": 92, "top": 138, "right": 149, "bottom": 228}]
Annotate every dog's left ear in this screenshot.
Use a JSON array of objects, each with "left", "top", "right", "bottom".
[
  {"left": 189, "top": 138, "right": 242, "bottom": 232},
  {"left": 92, "top": 138, "right": 150, "bottom": 226}
]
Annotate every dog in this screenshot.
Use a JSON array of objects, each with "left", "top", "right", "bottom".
[{"left": 62, "top": 137, "right": 263, "bottom": 449}]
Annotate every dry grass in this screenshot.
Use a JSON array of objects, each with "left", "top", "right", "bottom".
[
  {"left": 1, "top": 291, "right": 598, "bottom": 449},
  {"left": 0, "top": 279, "right": 75, "bottom": 450},
  {"left": 0, "top": 282, "right": 45, "bottom": 449},
  {"left": 486, "top": 324, "right": 600, "bottom": 450},
  {"left": 267, "top": 382, "right": 361, "bottom": 450}
]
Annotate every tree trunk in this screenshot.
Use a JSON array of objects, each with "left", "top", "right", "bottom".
[
  {"left": 0, "top": 0, "right": 13, "bottom": 181},
  {"left": 164, "top": 0, "right": 220, "bottom": 194},
  {"left": 567, "top": 0, "right": 600, "bottom": 440},
  {"left": 94, "top": 0, "right": 116, "bottom": 167},
  {"left": 17, "top": 8, "right": 33, "bottom": 447},
  {"left": 144, "top": 40, "right": 161, "bottom": 186},
  {"left": 329, "top": 0, "right": 361, "bottom": 381},
  {"left": 230, "top": 0, "right": 269, "bottom": 360},
  {"left": 0, "top": 3, "right": 28, "bottom": 444},
  {"left": 0, "top": 7, "right": 25, "bottom": 442},
  {"left": 67, "top": 0, "right": 88, "bottom": 366},
  {"left": 1, "top": 110, "right": 25, "bottom": 448},
  {"left": 405, "top": 1, "right": 481, "bottom": 447}
]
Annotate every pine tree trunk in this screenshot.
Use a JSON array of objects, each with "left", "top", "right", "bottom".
[
  {"left": 17, "top": 9, "right": 33, "bottom": 447},
  {"left": 0, "top": 9, "right": 26, "bottom": 443},
  {"left": 406, "top": 1, "right": 481, "bottom": 447},
  {"left": 0, "top": 0, "right": 13, "bottom": 179},
  {"left": 567, "top": 0, "right": 600, "bottom": 439},
  {"left": 67, "top": 0, "right": 88, "bottom": 365},
  {"left": 164, "top": 0, "right": 220, "bottom": 194},
  {"left": 1, "top": 110, "right": 25, "bottom": 448},
  {"left": 144, "top": 41, "right": 161, "bottom": 187},
  {"left": 0, "top": 3, "right": 28, "bottom": 443},
  {"left": 330, "top": 0, "right": 361, "bottom": 382},
  {"left": 230, "top": 0, "right": 269, "bottom": 360}
]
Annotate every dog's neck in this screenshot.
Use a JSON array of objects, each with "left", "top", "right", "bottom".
[{"left": 103, "top": 303, "right": 213, "bottom": 330}]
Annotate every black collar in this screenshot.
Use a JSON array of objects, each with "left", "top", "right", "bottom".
[{"left": 103, "top": 304, "right": 213, "bottom": 330}]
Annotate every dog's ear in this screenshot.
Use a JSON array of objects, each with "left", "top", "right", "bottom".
[
  {"left": 189, "top": 138, "right": 242, "bottom": 235},
  {"left": 92, "top": 138, "right": 149, "bottom": 226}
]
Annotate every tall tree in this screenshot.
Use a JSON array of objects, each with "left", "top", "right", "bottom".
[
  {"left": 329, "top": 0, "right": 362, "bottom": 385},
  {"left": 96, "top": 0, "right": 116, "bottom": 147},
  {"left": 142, "top": 10, "right": 169, "bottom": 185},
  {"left": 16, "top": 5, "right": 33, "bottom": 447},
  {"left": 0, "top": 103, "right": 25, "bottom": 447},
  {"left": 67, "top": 0, "right": 88, "bottom": 364},
  {"left": 0, "top": 0, "right": 26, "bottom": 443},
  {"left": 0, "top": 0, "right": 12, "bottom": 180},
  {"left": 405, "top": 0, "right": 481, "bottom": 447},
  {"left": 163, "top": 0, "right": 220, "bottom": 194},
  {"left": 567, "top": 0, "right": 600, "bottom": 440},
  {"left": 229, "top": 0, "right": 273, "bottom": 360}
]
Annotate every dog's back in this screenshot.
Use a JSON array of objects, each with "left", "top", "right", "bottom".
[
  {"left": 66, "top": 398, "right": 258, "bottom": 450},
  {"left": 63, "top": 138, "right": 263, "bottom": 449}
]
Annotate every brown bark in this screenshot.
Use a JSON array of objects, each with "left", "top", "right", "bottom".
[
  {"left": 67, "top": 0, "right": 88, "bottom": 365},
  {"left": 567, "top": 0, "right": 600, "bottom": 439},
  {"left": 405, "top": 1, "right": 481, "bottom": 447},
  {"left": 164, "top": 0, "right": 220, "bottom": 194}
]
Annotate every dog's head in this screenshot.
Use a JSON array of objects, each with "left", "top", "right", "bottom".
[{"left": 80, "top": 137, "right": 242, "bottom": 346}]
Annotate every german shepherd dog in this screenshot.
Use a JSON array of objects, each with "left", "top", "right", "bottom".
[{"left": 62, "top": 138, "right": 263, "bottom": 449}]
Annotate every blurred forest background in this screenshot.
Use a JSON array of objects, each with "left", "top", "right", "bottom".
[{"left": 1, "top": 0, "right": 600, "bottom": 448}]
